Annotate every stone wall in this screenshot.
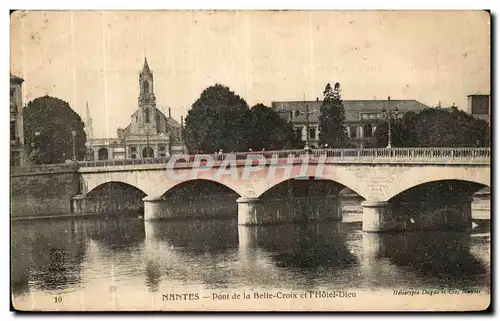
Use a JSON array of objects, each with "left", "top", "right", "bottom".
[{"left": 10, "top": 164, "right": 80, "bottom": 218}]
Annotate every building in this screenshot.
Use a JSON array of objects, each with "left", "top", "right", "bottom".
[
  {"left": 271, "top": 98, "right": 430, "bottom": 148},
  {"left": 467, "top": 94, "right": 490, "bottom": 124},
  {"left": 85, "top": 58, "right": 185, "bottom": 160},
  {"left": 10, "top": 74, "right": 25, "bottom": 166}
]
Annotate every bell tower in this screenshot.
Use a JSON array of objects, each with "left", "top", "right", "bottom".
[
  {"left": 137, "top": 57, "right": 158, "bottom": 135},
  {"left": 138, "top": 57, "right": 156, "bottom": 107}
]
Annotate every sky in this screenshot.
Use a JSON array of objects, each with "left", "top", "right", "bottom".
[{"left": 10, "top": 10, "right": 490, "bottom": 138}]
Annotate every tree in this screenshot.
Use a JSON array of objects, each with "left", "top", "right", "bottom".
[
  {"left": 318, "top": 82, "right": 349, "bottom": 148},
  {"left": 370, "top": 107, "right": 490, "bottom": 148},
  {"left": 369, "top": 111, "right": 419, "bottom": 148},
  {"left": 248, "top": 104, "right": 303, "bottom": 150},
  {"left": 24, "top": 96, "right": 87, "bottom": 164},
  {"left": 183, "top": 84, "right": 253, "bottom": 153}
]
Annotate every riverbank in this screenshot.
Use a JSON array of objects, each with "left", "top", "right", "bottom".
[{"left": 10, "top": 210, "right": 142, "bottom": 222}]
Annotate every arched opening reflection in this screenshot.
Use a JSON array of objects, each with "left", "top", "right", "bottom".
[
  {"left": 389, "top": 180, "right": 488, "bottom": 231},
  {"left": 236, "top": 222, "right": 359, "bottom": 289},
  {"left": 141, "top": 219, "right": 239, "bottom": 290},
  {"left": 87, "top": 217, "right": 145, "bottom": 252}
]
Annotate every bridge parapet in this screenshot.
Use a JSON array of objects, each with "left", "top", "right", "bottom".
[
  {"left": 77, "top": 147, "right": 490, "bottom": 171},
  {"left": 11, "top": 162, "right": 79, "bottom": 176}
]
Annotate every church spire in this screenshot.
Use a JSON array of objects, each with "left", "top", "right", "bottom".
[
  {"left": 84, "top": 101, "right": 94, "bottom": 139},
  {"left": 140, "top": 57, "right": 153, "bottom": 79}
]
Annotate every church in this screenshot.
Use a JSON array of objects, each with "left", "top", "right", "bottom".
[{"left": 85, "top": 58, "right": 185, "bottom": 161}]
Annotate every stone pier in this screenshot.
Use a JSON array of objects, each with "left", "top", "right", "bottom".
[
  {"left": 238, "top": 226, "right": 259, "bottom": 249},
  {"left": 237, "top": 196, "right": 342, "bottom": 226},
  {"left": 71, "top": 194, "right": 87, "bottom": 214},
  {"left": 237, "top": 197, "right": 261, "bottom": 226},
  {"left": 143, "top": 196, "right": 163, "bottom": 221},
  {"left": 361, "top": 201, "right": 398, "bottom": 232}
]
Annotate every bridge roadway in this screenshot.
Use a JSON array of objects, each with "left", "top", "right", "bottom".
[{"left": 75, "top": 147, "right": 490, "bottom": 232}]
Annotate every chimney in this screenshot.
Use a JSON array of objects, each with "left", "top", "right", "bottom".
[
  {"left": 388, "top": 96, "right": 391, "bottom": 101},
  {"left": 316, "top": 97, "right": 319, "bottom": 101},
  {"left": 169, "top": 107, "right": 171, "bottom": 118},
  {"left": 180, "top": 116, "right": 184, "bottom": 128}
]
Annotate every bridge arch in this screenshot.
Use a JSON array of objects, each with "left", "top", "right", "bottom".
[
  {"left": 85, "top": 181, "right": 147, "bottom": 214},
  {"left": 160, "top": 177, "right": 246, "bottom": 199},
  {"left": 383, "top": 178, "right": 489, "bottom": 232},
  {"left": 388, "top": 178, "right": 488, "bottom": 203},
  {"left": 160, "top": 178, "right": 242, "bottom": 199},
  {"left": 255, "top": 174, "right": 368, "bottom": 200},
  {"left": 86, "top": 181, "right": 147, "bottom": 196},
  {"left": 383, "top": 166, "right": 490, "bottom": 202},
  {"left": 148, "top": 178, "right": 240, "bottom": 220}
]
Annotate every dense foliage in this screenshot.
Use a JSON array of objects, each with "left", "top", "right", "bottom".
[
  {"left": 318, "top": 82, "right": 349, "bottom": 148},
  {"left": 24, "top": 96, "right": 87, "bottom": 164},
  {"left": 183, "top": 84, "right": 303, "bottom": 153},
  {"left": 183, "top": 84, "right": 252, "bottom": 153},
  {"left": 370, "top": 107, "right": 490, "bottom": 148},
  {"left": 248, "top": 103, "right": 303, "bottom": 151}
]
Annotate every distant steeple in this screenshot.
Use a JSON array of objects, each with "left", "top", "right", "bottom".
[
  {"left": 140, "top": 57, "right": 153, "bottom": 79},
  {"left": 84, "top": 101, "right": 94, "bottom": 139},
  {"left": 138, "top": 57, "right": 156, "bottom": 107}
]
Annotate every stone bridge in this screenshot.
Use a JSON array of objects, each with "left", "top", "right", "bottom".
[{"left": 74, "top": 148, "right": 490, "bottom": 232}]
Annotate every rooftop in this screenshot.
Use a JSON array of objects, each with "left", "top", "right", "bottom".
[
  {"left": 467, "top": 93, "right": 490, "bottom": 97},
  {"left": 271, "top": 99, "right": 430, "bottom": 123},
  {"left": 10, "top": 73, "right": 24, "bottom": 84}
]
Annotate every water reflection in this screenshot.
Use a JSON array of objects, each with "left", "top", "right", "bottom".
[
  {"left": 144, "top": 260, "right": 162, "bottom": 292},
  {"left": 242, "top": 223, "right": 358, "bottom": 270},
  {"left": 145, "top": 219, "right": 238, "bottom": 254},
  {"left": 362, "top": 231, "right": 489, "bottom": 290},
  {"left": 86, "top": 217, "right": 145, "bottom": 252},
  {"left": 11, "top": 219, "right": 87, "bottom": 294},
  {"left": 11, "top": 199, "right": 490, "bottom": 300},
  {"left": 142, "top": 219, "right": 240, "bottom": 291}
]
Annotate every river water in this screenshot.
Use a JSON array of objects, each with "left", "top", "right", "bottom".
[{"left": 11, "top": 198, "right": 490, "bottom": 311}]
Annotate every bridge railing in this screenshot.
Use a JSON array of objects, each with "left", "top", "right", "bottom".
[
  {"left": 77, "top": 147, "right": 490, "bottom": 168},
  {"left": 317, "top": 147, "right": 491, "bottom": 159},
  {"left": 78, "top": 156, "right": 171, "bottom": 168}
]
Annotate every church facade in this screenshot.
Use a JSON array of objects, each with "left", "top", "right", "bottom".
[{"left": 85, "top": 59, "right": 185, "bottom": 161}]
